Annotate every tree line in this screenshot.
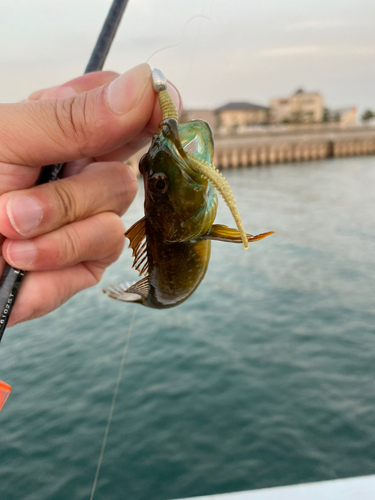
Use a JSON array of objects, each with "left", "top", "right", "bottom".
[{"left": 362, "top": 110, "right": 375, "bottom": 123}]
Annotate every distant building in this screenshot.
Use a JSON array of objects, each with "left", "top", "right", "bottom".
[
  {"left": 331, "top": 107, "right": 358, "bottom": 127},
  {"left": 182, "top": 95, "right": 357, "bottom": 134},
  {"left": 215, "top": 102, "right": 269, "bottom": 128},
  {"left": 270, "top": 89, "right": 324, "bottom": 124}
]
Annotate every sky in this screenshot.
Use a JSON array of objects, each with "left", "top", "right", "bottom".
[{"left": 0, "top": 0, "right": 374, "bottom": 113}]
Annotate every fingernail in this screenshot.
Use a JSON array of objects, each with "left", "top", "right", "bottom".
[
  {"left": 167, "top": 82, "right": 183, "bottom": 117},
  {"left": 106, "top": 63, "right": 151, "bottom": 115},
  {"left": 7, "top": 196, "right": 43, "bottom": 236},
  {"left": 7, "top": 241, "right": 37, "bottom": 267}
]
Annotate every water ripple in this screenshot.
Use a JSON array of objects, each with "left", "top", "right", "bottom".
[{"left": 1, "top": 158, "right": 375, "bottom": 499}]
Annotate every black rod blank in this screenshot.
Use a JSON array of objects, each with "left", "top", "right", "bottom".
[{"left": 85, "top": 0, "right": 130, "bottom": 73}]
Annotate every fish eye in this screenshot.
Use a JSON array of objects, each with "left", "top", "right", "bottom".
[{"left": 149, "top": 173, "right": 169, "bottom": 194}]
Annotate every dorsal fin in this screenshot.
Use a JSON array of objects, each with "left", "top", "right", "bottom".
[
  {"left": 125, "top": 217, "right": 149, "bottom": 276},
  {"left": 103, "top": 277, "right": 149, "bottom": 303}
]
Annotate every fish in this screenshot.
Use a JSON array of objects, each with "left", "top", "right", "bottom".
[{"left": 103, "top": 69, "right": 273, "bottom": 308}]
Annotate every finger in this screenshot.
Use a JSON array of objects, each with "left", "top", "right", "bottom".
[
  {"left": 0, "top": 161, "right": 42, "bottom": 197},
  {"left": 22, "top": 72, "right": 119, "bottom": 185},
  {"left": 0, "top": 73, "right": 120, "bottom": 196},
  {"left": 2, "top": 212, "right": 125, "bottom": 271},
  {"left": 0, "top": 162, "right": 138, "bottom": 239},
  {"left": 0, "top": 64, "right": 161, "bottom": 167},
  {"left": 88, "top": 81, "right": 183, "bottom": 163},
  {"left": 34, "top": 80, "right": 182, "bottom": 166},
  {"left": 28, "top": 79, "right": 181, "bottom": 174},
  {"left": 6, "top": 263, "right": 104, "bottom": 326},
  {"left": 28, "top": 71, "right": 120, "bottom": 100},
  {"left": 61, "top": 158, "right": 92, "bottom": 177}
]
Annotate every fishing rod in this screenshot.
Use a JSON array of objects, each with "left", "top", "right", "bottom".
[{"left": 0, "top": 0, "right": 130, "bottom": 344}]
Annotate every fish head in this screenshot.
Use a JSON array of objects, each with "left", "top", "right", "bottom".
[{"left": 139, "top": 118, "right": 218, "bottom": 242}]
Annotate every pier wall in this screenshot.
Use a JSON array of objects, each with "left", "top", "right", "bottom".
[
  {"left": 213, "top": 126, "right": 375, "bottom": 168},
  {"left": 127, "top": 126, "right": 375, "bottom": 172}
]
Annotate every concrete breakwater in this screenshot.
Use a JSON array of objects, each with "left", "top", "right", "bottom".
[
  {"left": 127, "top": 125, "right": 375, "bottom": 172},
  {"left": 213, "top": 125, "right": 375, "bottom": 168}
]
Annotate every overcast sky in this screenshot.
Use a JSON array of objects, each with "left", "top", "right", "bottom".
[{"left": 0, "top": 0, "right": 374, "bottom": 112}]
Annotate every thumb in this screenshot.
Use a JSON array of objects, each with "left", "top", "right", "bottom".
[
  {"left": 27, "top": 71, "right": 120, "bottom": 101},
  {"left": 0, "top": 63, "right": 155, "bottom": 168}
]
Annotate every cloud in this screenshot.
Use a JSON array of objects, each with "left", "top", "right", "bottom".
[
  {"left": 260, "top": 44, "right": 375, "bottom": 58},
  {"left": 261, "top": 45, "right": 323, "bottom": 57},
  {"left": 285, "top": 19, "right": 352, "bottom": 31},
  {"left": 349, "top": 46, "right": 375, "bottom": 55}
]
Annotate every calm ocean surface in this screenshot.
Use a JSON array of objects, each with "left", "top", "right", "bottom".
[{"left": 1, "top": 157, "right": 375, "bottom": 500}]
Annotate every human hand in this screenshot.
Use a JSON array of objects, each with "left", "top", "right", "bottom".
[{"left": 0, "top": 64, "right": 182, "bottom": 326}]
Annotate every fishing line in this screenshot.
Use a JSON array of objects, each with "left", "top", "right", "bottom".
[
  {"left": 89, "top": 309, "right": 136, "bottom": 500},
  {"left": 92, "top": 6, "right": 212, "bottom": 498},
  {"left": 146, "top": 15, "right": 210, "bottom": 65}
]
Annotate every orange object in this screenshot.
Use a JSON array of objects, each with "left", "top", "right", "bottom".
[{"left": 0, "top": 380, "right": 12, "bottom": 411}]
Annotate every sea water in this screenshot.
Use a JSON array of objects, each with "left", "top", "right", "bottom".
[{"left": 1, "top": 156, "right": 375, "bottom": 500}]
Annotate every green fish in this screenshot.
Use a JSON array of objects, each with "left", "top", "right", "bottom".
[{"left": 103, "top": 69, "right": 273, "bottom": 308}]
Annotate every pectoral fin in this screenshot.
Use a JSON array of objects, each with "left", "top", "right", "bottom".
[
  {"left": 103, "top": 277, "right": 149, "bottom": 304},
  {"left": 203, "top": 224, "right": 274, "bottom": 244},
  {"left": 125, "top": 217, "right": 149, "bottom": 276},
  {"left": 125, "top": 217, "right": 146, "bottom": 250}
]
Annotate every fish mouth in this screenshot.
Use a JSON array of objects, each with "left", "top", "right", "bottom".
[
  {"left": 150, "top": 121, "right": 208, "bottom": 185},
  {"left": 155, "top": 120, "right": 251, "bottom": 249},
  {"left": 182, "top": 137, "right": 198, "bottom": 154}
]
